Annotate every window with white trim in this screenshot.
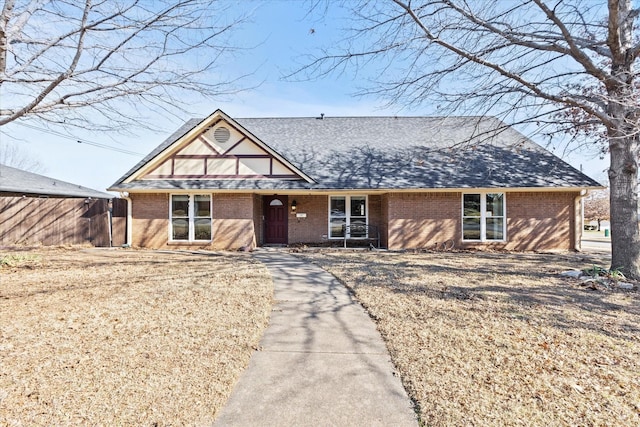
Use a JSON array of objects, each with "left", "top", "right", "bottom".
[
  {"left": 170, "top": 194, "right": 212, "bottom": 241},
  {"left": 462, "top": 193, "right": 505, "bottom": 241},
  {"left": 329, "top": 195, "right": 367, "bottom": 238}
]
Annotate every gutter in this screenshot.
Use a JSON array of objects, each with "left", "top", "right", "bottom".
[{"left": 109, "top": 185, "right": 605, "bottom": 196}]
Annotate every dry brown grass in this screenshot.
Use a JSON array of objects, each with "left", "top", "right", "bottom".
[
  {"left": 0, "top": 247, "right": 273, "bottom": 426},
  {"left": 298, "top": 250, "right": 640, "bottom": 427}
]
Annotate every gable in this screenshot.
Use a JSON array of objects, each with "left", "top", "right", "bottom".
[
  {"left": 136, "top": 113, "right": 306, "bottom": 181},
  {"left": 109, "top": 112, "right": 602, "bottom": 192}
]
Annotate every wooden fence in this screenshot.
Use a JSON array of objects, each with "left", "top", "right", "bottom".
[
  {"left": 111, "top": 198, "right": 128, "bottom": 246},
  {"left": 0, "top": 196, "right": 113, "bottom": 247}
]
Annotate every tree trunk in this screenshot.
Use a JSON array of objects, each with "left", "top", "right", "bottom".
[
  {"left": 606, "top": 0, "right": 638, "bottom": 279},
  {"left": 608, "top": 133, "right": 640, "bottom": 279}
]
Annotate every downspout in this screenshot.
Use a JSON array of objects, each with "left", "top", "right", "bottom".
[
  {"left": 120, "top": 192, "right": 132, "bottom": 247},
  {"left": 574, "top": 189, "right": 589, "bottom": 251}
]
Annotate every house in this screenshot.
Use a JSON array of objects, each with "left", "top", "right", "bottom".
[
  {"left": 0, "top": 164, "right": 114, "bottom": 246},
  {"left": 108, "top": 109, "right": 603, "bottom": 251}
]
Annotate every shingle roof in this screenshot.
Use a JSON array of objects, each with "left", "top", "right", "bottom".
[
  {"left": 110, "top": 114, "right": 603, "bottom": 191},
  {"left": 0, "top": 164, "right": 113, "bottom": 199}
]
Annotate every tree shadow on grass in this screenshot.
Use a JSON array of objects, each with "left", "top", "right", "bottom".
[{"left": 305, "top": 251, "right": 638, "bottom": 342}]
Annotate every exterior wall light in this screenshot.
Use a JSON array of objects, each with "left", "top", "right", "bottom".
[{"left": 291, "top": 200, "right": 297, "bottom": 212}]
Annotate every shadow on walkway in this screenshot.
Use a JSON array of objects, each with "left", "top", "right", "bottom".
[{"left": 213, "top": 250, "right": 418, "bottom": 427}]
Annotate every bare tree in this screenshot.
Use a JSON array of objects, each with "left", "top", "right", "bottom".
[
  {"left": 584, "top": 189, "right": 610, "bottom": 231},
  {"left": 0, "top": 0, "right": 249, "bottom": 131},
  {"left": 296, "top": 0, "right": 639, "bottom": 279},
  {"left": 0, "top": 140, "right": 44, "bottom": 172}
]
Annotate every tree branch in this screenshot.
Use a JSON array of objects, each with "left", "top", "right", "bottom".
[
  {"left": 392, "top": 0, "right": 612, "bottom": 126},
  {"left": 0, "top": 0, "right": 91, "bottom": 126},
  {"left": 0, "top": 0, "right": 16, "bottom": 78},
  {"left": 0, "top": 0, "right": 250, "bottom": 129},
  {"left": 531, "top": 0, "right": 611, "bottom": 83}
]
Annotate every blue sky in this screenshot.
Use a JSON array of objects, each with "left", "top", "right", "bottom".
[{"left": 0, "top": 1, "right": 609, "bottom": 192}]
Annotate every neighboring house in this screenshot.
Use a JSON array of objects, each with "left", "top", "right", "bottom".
[
  {"left": 0, "top": 164, "right": 114, "bottom": 246},
  {"left": 109, "top": 109, "right": 603, "bottom": 251}
]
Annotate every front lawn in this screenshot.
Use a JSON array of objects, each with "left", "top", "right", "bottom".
[
  {"left": 298, "top": 250, "right": 639, "bottom": 426},
  {"left": 0, "top": 248, "right": 273, "bottom": 425}
]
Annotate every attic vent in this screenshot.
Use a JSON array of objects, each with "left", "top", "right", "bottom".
[{"left": 214, "top": 126, "right": 230, "bottom": 143}]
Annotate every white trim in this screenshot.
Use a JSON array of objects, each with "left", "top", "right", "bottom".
[
  {"left": 461, "top": 192, "right": 506, "bottom": 242},
  {"left": 328, "top": 194, "right": 369, "bottom": 239},
  {"left": 169, "top": 193, "right": 212, "bottom": 243},
  {"left": 110, "top": 186, "right": 603, "bottom": 195}
]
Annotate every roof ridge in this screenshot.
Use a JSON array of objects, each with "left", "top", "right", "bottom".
[{"left": 234, "top": 115, "right": 497, "bottom": 120}]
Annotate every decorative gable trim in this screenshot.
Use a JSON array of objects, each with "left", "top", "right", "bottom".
[{"left": 123, "top": 110, "right": 314, "bottom": 184}]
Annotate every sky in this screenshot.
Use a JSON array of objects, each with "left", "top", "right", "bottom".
[{"left": 0, "top": 1, "right": 609, "bottom": 193}]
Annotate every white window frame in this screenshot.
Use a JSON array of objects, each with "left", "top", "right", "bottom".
[
  {"left": 169, "top": 194, "right": 212, "bottom": 242},
  {"left": 461, "top": 192, "right": 506, "bottom": 242},
  {"left": 328, "top": 195, "right": 368, "bottom": 239}
]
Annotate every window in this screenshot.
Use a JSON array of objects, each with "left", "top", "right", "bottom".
[
  {"left": 329, "top": 195, "right": 367, "bottom": 238},
  {"left": 462, "top": 193, "right": 505, "bottom": 241},
  {"left": 171, "top": 194, "right": 211, "bottom": 241}
]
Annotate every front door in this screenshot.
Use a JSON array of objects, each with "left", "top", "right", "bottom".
[{"left": 264, "top": 196, "right": 288, "bottom": 244}]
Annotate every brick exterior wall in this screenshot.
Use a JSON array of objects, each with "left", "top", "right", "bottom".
[
  {"left": 380, "top": 193, "right": 390, "bottom": 248},
  {"left": 502, "top": 192, "right": 577, "bottom": 251},
  {"left": 212, "top": 194, "right": 256, "bottom": 249},
  {"left": 387, "top": 192, "right": 460, "bottom": 250},
  {"left": 131, "top": 193, "right": 169, "bottom": 248},
  {"left": 286, "top": 195, "right": 383, "bottom": 246},
  {"left": 253, "top": 194, "right": 263, "bottom": 246},
  {"left": 131, "top": 192, "right": 256, "bottom": 250},
  {"left": 385, "top": 191, "right": 579, "bottom": 251},
  {"left": 368, "top": 195, "right": 383, "bottom": 240},
  {"left": 288, "top": 195, "right": 328, "bottom": 244},
  {"left": 129, "top": 190, "right": 580, "bottom": 251}
]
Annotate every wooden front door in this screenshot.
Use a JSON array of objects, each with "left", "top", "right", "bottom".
[{"left": 264, "top": 196, "right": 288, "bottom": 244}]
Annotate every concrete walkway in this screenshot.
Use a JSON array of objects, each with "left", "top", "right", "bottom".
[{"left": 213, "top": 251, "right": 418, "bottom": 427}]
